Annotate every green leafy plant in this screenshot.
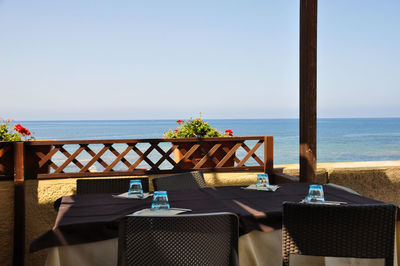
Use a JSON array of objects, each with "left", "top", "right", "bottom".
[
  {"left": 163, "top": 118, "right": 233, "bottom": 138},
  {"left": 0, "top": 119, "right": 33, "bottom": 141}
]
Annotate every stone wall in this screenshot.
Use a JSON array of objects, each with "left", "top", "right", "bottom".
[{"left": 1, "top": 160, "right": 400, "bottom": 266}]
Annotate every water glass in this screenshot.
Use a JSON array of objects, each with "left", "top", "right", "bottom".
[
  {"left": 128, "top": 180, "right": 143, "bottom": 194},
  {"left": 307, "top": 184, "right": 325, "bottom": 202},
  {"left": 151, "top": 191, "right": 170, "bottom": 210},
  {"left": 256, "top": 174, "right": 270, "bottom": 188}
]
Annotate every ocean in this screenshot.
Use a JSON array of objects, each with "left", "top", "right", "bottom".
[{"left": 17, "top": 118, "right": 400, "bottom": 165}]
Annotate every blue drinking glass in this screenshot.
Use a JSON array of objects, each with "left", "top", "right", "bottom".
[
  {"left": 256, "top": 174, "right": 270, "bottom": 188},
  {"left": 151, "top": 191, "right": 170, "bottom": 210},
  {"left": 307, "top": 184, "right": 325, "bottom": 202},
  {"left": 128, "top": 180, "right": 143, "bottom": 194}
]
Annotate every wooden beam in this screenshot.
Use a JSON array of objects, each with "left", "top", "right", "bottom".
[
  {"left": 300, "top": 0, "right": 318, "bottom": 182},
  {"left": 13, "top": 142, "right": 25, "bottom": 266},
  {"left": 264, "top": 136, "right": 273, "bottom": 174}
]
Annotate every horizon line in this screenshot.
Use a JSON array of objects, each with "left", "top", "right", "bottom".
[{"left": 12, "top": 116, "right": 400, "bottom": 122}]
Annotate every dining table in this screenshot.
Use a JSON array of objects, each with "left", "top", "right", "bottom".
[{"left": 30, "top": 183, "right": 400, "bottom": 266}]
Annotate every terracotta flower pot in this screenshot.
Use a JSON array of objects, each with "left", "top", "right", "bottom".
[
  {"left": 173, "top": 140, "right": 235, "bottom": 169},
  {"left": 0, "top": 142, "right": 13, "bottom": 177}
]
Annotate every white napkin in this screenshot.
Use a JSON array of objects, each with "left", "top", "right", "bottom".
[
  {"left": 242, "top": 184, "right": 280, "bottom": 192},
  {"left": 300, "top": 199, "right": 348, "bottom": 205},
  {"left": 112, "top": 192, "right": 152, "bottom": 199},
  {"left": 131, "top": 208, "right": 192, "bottom": 216}
]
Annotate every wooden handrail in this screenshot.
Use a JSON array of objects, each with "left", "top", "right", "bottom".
[{"left": 24, "top": 136, "right": 268, "bottom": 145}]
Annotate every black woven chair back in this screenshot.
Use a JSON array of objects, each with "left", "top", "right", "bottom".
[
  {"left": 282, "top": 202, "right": 397, "bottom": 266},
  {"left": 152, "top": 171, "right": 206, "bottom": 191},
  {"left": 118, "top": 212, "right": 239, "bottom": 266},
  {"left": 76, "top": 178, "right": 149, "bottom": 194}
]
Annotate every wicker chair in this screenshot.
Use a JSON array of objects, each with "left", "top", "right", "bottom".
[
  {"left": 53, "top": 178, "right": 150, "bottom": 211},
  {"left": 282, "top": 202, "right": 397, "bottom": 266},
  {"left": 152, "top": 171, "right": 206, "bottom": 191},
  {"left": 76, "top": 178, "right": 149, "bottom": 194},
  {"left": 118, "top": 212, "right": 239, "bottom": 266}
]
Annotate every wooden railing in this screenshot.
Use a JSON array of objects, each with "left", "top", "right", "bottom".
[{"left": 0, "top": 136, "right": 274, "bottom": 180}]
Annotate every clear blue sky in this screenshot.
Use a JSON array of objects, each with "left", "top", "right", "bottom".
[{"left": 1, "top": 0, "right": 399, "bottom": 120}]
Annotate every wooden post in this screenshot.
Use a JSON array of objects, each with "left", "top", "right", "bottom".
[
  {"left": 264, "top": 136, "right": 274, "bottom": 174},
  {"left": 299, "top": 0, "right": 318, "bottom": 183},
  {"left": 13, "top": 142, "right": 25, "bottom": 266}
]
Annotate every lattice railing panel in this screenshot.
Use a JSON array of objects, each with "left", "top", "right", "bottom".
[
  {"left": 16, "top": 136, "right": 273, "bottom": 179},
  {"left": 235, "top": 140, "right": 265, "bottom": 167}
]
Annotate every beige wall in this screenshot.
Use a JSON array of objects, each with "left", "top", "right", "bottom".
[
  {"left": 25, "top": 179, "right": 76, "bottom": 266},
  {"left": 1, "top": 160, "right": 400, "bottom": 266}
]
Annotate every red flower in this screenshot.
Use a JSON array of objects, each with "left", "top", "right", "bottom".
[
  {"left": 14, "top": 124, "right": 23, "bottom": 131},
  {"left": 174, "top": 129, "right": 179, "bottom": 133},
  {"left": 14, "top": 124, "right": 31, "bottom": 136},
  {"left": 176, "top": 120, "right": 184, "bottom": 124},
  {"left": 225, "top": 129, "right": 233, "bottom": 136}
]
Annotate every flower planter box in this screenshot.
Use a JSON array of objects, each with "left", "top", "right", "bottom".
[
  {"left": 0, "top": 142, "right": 13, "bottom": 177},
  {"left": 173, "top": 141, "right": 235, "bottom": 169},
  {"left": 0, "top": 142, "right": 52, "bottom": 178}
]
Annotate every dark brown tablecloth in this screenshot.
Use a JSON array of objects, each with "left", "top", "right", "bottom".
[{"left": 30, "top": 183, "right": 386, "bottom": 252}]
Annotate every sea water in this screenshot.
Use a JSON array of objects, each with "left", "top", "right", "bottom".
[{"left": 17, "top": 118, "right": 400, "bottom": 165}]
